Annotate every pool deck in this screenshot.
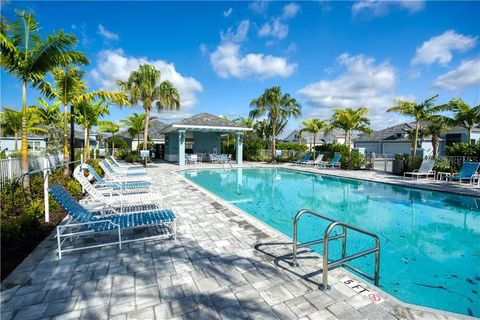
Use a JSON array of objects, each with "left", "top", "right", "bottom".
[{"left": 1, "top": 162, "right": 477, "bottom": 320}]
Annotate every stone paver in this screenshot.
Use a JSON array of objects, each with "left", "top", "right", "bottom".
[{"left": 0, "top": 161, "right": 474, "bottom": 320}]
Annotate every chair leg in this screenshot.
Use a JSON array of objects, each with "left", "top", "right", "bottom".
[
  {"left": 57, "top": 226, "right": 62, "bottom": 260},
  {"left": 118, "top": 227, "right": 122, "bottom": 250}
]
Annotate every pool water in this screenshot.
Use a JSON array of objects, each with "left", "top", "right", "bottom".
[{"left": 182, "top": 168, "right": 480, "bottom": 317}]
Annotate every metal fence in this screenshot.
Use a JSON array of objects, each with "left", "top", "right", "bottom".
[
  {"left": 0, "top": 153, "right": 64, "bottom": 186},
  {"left": 253, "top": 149, "right": 307, "bottom": 162}
]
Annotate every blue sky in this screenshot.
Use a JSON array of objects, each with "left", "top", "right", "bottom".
[{"left": 1, "top": 1, "right": 479, "bottom": 136}]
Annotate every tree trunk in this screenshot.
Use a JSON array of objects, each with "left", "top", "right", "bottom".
[
  {"left": 21, "top": 81, "right": 29, "bottom": 187},
  {"left": 271, "top": 117, "right": 277, "bottom": 163},
  {"left": 312, "top": 134, "right": 316, "bottom": 159},
  {"left": 84, "top": 127, "right": 90, "bottom": 160},
  {"left": 143, "top": 106, "right": 151, "bottom": 166},
  {"left": 112, "top": 133, "right": 115, "bottom": 157},
  {"left": 348, "top": 130, "right": 352, "bottom": 154},
  {"left": 63, "top": 102, "right": 69, "bottom": 175},
  {"left": 468, "top": 127, "right": 472, "bottom": 144},
  {"left": 432, "top": 133, "right": 439, "bottom": 159},
  {"left": 137, "top": 134, "right": 140, "bottom": 151},
  {"left": 344, "top": 130, "right": 348, "bottom": 146},
  {"left": 413, "top": 121, "right": 419, "bottom": 157}
]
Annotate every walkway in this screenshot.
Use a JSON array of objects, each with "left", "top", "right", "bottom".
[{"left": 1, "top": 162, "right": 473, "bottom": 319}]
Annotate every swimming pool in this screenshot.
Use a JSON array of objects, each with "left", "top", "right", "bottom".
[{"left": 181, "top": 167, "right": 480, "bottom": 317}]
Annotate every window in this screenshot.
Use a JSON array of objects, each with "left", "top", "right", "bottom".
[
  {"left": 445, "top": 133, "right": 462, "bottom": 146},
  {"left": 471, "top": 139, "right": 476, "bottom": 144}
]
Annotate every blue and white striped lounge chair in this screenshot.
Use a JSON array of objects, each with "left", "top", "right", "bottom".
[
  {"left": 292, "top": 153, "right": 311, "bottom": 166},
  {"left": 449, "top": 162, "right": 480, "bottom": 184},
  {"left": 49, "top": 183, "right": 176, "bottom": 259},
  {"left": 403, "top": 159, "right": 436, "bottom": 180},
  {"left": 318, "top": 154, "right": 342, "bottom": 168},
  {"left": 80, "top": 163, "right": 152, "bottom": 192}
]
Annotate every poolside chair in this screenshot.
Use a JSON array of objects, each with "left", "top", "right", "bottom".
[
  {"left": 318, "top": 154, "right": 342, "bottom": 168},
  {"left": 292, "top": 153, "right": 311, "bottom": 166},
  {"left": 403, "top": 159, "right": 436, "bottom": 180},
  {"left": 448, "top": 162, "right": 480, "bottom": 184},
  {"left": 78, "top": 164, "right": 152, "bottom": 194},
  {"left": 187, "top": 154, "right": 198, "bottom": 164},
  {"left": 109, "top": 156, "right": 145, "bottom": 171},
  {"left": 302, "top": 154, "right": 324, "bottom": 166},
  {"left": 100, "top": 160, "right": 152, "bottom": 182},
  {"left": 73, "top": 166, "right": 163, "bottom": 213},
  {"left": 106, "top": 158, "right": 146, "bottom": 174},
  {"left": 49, "top": 183, "right": 176, "bottom": 259}
]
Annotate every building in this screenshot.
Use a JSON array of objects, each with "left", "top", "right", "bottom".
[
  {"left": 0, "top": 135, "right": 47, "bottom": 153},
  {"left": 159, "top": 113, "right": 252, "bottom": 165},
  {"left": 282, "top": 128, "right": 350, "bottom": 147},
  {"left": 130, "top": 120, "right": 167, "bottom": 158}
]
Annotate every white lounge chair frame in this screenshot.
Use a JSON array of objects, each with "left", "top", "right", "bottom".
[{"left": 403, "top": 159, "right": 436, "bottom": 180}]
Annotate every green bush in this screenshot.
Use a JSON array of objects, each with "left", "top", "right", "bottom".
[
  {"left": 446, "top": 143, "right": 480, "bottom": 156},
  {"left": 276, "top": 143, "right": 308, "bottom": 151},
  {"left": 109, "top": 136, "right": 129, "bottom": 149},
  {"left": 404, "top": 157, "right": 424, "bottom": 172},
  {"left": 316, "top": 143, "right": 349, "bottom": 161},
  {"left": 66, "top": 180, "right": 82, "bottom": 196},
  {"left": 125, "top": 151, "right": 143, "bottom": 163},
  {"left": 244, "top": 138, "right": 268, "bottom": 161},
  {"left": 394, "top": 153, "right": 409, "bottom": 160},
  {"left": 341, "top": 152, "right": 365, "bottom": 170},
  {"left": 433, "top": 157, "right": 452, "bottom": 173}
]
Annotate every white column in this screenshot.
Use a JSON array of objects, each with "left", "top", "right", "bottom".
[
  {"left": 236, "top": 132, "right": 243, "bottom": 165},
  {"left": 178, "top": 130, "right": 186, "bottom": 166}
]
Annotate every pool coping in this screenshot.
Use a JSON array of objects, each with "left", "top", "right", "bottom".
[{"left": 174, "top": 165, "right": 478, "bottom": 320}]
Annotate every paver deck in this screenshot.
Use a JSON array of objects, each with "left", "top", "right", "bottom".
[{"left": 1, "top": 162, "right": 476, "bottom": 320}]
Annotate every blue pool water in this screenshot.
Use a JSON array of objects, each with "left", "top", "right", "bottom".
[{"left": 182, "top": 168, "right": 480, "bottom": 317}]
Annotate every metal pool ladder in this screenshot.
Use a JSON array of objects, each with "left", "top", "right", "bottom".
[{"left": 291, "top": 209, "right": 380, "bottom": 291}]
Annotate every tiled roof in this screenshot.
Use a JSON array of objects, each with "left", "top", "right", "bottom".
[
  {"left": 355, "top": 123, "right": 413, "bottom": 142},
  {"left": 175, "top": 113, "right": 245, "bottom": 128}
]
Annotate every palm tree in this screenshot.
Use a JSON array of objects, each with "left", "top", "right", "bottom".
[
  {"left": 33, "top": 98, "right": 62, "bottom": 125},
  {"left": 300, "top": 118, "right": 327, "bottom": 158},
  {"left": 121, "top": 113, "right": 146, "bottom": 150},
  {"left": 387, "top": 95, "right": 443, "bottom": 156},
  {"left": 1, "top": 10, "right": 88, "bottom": 185},
  {"left": 50, "top": 67, "right": 128, "bottom": 169},
  {"left": 0, "top": 107, "right": 22, "bottom": 151},
  {"left": 249, "top": 86, "right": 301, "bottom": 162},
  {"left": 423, "top": 120, "right": 450, "bottom": 159},
  {"left": 75, "top": 101, "right": 109, "bottom": 160},
  {"left": 441, "top": 98, "right": 480, "bottom": 144},
  {"left": 329, "top": 107, "right": 372, "bottom": 153},
  {"left": 117, "top": 65, "right": 181, "bottom": 164},
  {"left": 98, "top": 121, "right": 120, "bottom": 157}
]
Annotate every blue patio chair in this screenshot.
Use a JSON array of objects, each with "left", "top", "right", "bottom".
[
  {"left": 318, "top": 154, "right": 342, "bottom": 168},
  {"left": 49, "top": 183, "right": 176, "bottom": 259},
  {"left": 293, "top": 153, "right": 311, "bottom": 166},
  {"left": 449, "top": 162, "right": 480, "bottom": 183}
]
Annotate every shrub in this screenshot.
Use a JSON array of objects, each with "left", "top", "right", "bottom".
[
  {"left": 433, "top": 157, "right": 452, "bottom": 173},
  {"left": 316, "top": 143, "right": 349, "bottom": 161},
  {"left": 445, "top": 142, "right": 480, "bottom": 156},
  {"left": 404, "top": 156, "right": 423, "bottom": 172},
  {"left": 244, "top": 138, "right": 267, "bottom": 161},
  {"left": 394, "top": 153, "right": 409, "bottom": 160},
  {"left": 125, "top": 151, "right": 143, "bottom": 164},
  {"left": 341, "top": 152, "right": 365, "bottom": 170},
  {"left": 114, "top": 148, "right": 129, "bottom": 160},
  {"left": 276, "top": 143, "right": 308, "bottom": 151},
  {"left": 66, "top": 180, "right": 82, "bottom": 196}
]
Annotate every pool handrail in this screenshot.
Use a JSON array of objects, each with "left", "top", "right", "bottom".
[{"left": 291, "top": 209, "right": 380, "bottom": 290}]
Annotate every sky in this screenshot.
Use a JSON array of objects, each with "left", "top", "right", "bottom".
[{"left": 1, "top": 0, "right": 479, "bottom": 137}]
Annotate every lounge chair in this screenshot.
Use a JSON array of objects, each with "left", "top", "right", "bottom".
[
  {"left": 106, "top": 158, "right": 146, "bottom": 174},
  {"left": 109, "top": 156, "right": 145, "bottom": 171},
  {"left": 73, "top": 166, "right": 163, "bottom": 213},
  {"left": 187, "top": 154, "right": 198, "bottom": 164},
  {"left": 318, "top": 154, "right": 342, "bottom": 168},
  {"left": 449, "top": 162, "right": 480, "bottom": 184},
  {"left": 403, "top": 159, "right": 436, "bottom": 180},
  {"left": 100, "top": 160, "right": 152, "bottom": 182},
  {"left": 292, "top": 153, "right": 311, "bottom": 166},
  {"left": 302, "top": 154, "right": 324, "bottom": 166},
  {"left": 77, "top": 164, "right": 152, "bottom": 194},
  {"left": 49, "top": 183, "right": 176, "bottom": 259}
]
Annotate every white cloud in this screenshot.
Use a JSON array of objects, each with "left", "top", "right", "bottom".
[
  {"left": 90, "top": 49, "right": 203, "bottom": 109},
  {"left": 412, "top": 30, "right": 477, "bottom": 66},
  {"left": 210, "top": 42, "right": 297, "bottom": 79},
  {"left": 298, "top": 53, "right": 398, "bottom": 128},
  {"left": 223, "top": 8, "right": 233, "bottom": 17},
  {"left": 282, "top": 2, "right": 300, "bottom": 19},
  {"left": 352, "top": 0, "right": 425, "bottom": 16},
  {"left": 97, "top": 24, "right": 119, "bottom": 41},
  {"left": 150, "top": 111, "right": 192, "bottom": 123},
  {"left": 434, "top": 58, "right": 480, "bottom": 91},
  {"left": 258, "top": 18, "right": 289, "bottom": 40},
  {"left": 220, "top": 20, "right": 250, "bottom": 43},
  {"left": 248, "top": 0, "right": 269, "bottom": 14}
]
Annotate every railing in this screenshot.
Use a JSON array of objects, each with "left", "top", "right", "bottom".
[
  {"left": 291, "top": 209, "right": 380, "bottom": 290},
  {"left": 0, "top": 153, "right": 64, "bottom": 187},
  {"left": 442, "top": 156, "right": 480, "bottom": 169}
]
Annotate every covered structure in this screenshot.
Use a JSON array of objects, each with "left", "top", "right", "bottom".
[{"left": 159, "top": 113, "right": 252, "bottom": 165}]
